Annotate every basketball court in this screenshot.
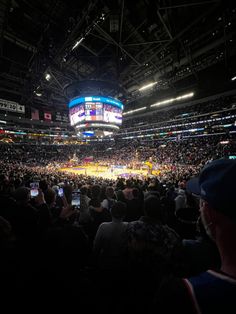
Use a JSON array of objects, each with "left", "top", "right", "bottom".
[{"left": 59, "top": 164, "right": 160, "bottom": 180}]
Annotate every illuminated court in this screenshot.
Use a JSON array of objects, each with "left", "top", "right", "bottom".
[{"left": 59, "top": 164, "right": 160, "bottom": 180}]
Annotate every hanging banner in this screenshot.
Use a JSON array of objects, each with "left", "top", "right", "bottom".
[
  {"left": 55, "top": 111, "right": 63, "bottom": 121},
  {"left": 62, "top": 113, "right": 69, "bottom": 123},
  {"left": 0, "top": 98, "right": 25, "bottom": 114},
  {"left": 31, "top": 108, "right": 39, "bottom": 120},
  {"left": 55, "top": 112, "right": 68, "bottom": 123}
]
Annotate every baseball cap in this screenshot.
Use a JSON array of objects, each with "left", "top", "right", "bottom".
[{"left": 186, "top": 159, "right": 236, "bottom": 220}]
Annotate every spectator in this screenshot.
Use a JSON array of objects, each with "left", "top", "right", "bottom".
[
  {"left": 101, "top": 186, "right": 117, "bottom": 212},
  {"left": 125, "top": 187, "right": 143, "bottom": 222},
  {"left": 86, "top": 199, "right": 111, "bottom": 243},
  {"left": 79, "top": 185, "right": 91, "bottom": 224},
  {"left": 155, "top": 159, "right": 236, "bottom": 314},
  {"left": 93, "top": 201, "right": 128, "bottom": 269},
  {"left": 126, "top": 195, "right": 183, "bottom": 274}
]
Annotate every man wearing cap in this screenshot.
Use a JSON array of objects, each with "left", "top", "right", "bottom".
[{"left": 154, "top": 159, "right": 236, "bottom": 314}]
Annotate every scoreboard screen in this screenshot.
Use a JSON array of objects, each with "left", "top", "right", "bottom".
[
  {"left": 69, "top": 96, "right": 123, "bottom": 127},
  {"left": 84, "top": 102, "right": 103, "bottom": 121}
]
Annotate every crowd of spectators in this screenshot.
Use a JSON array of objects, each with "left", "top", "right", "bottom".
[
  {"left": 0, "top": 94, "right": 236, "bottom": 312},
  {"left": 122, "top": 95, "right": 235, "bottom": 130},
  {"left": 1, "top": 134, "right": 235, "bottom": 312},
  {"left": 1, "top": 133, "right": 235, "bottom": 169}
]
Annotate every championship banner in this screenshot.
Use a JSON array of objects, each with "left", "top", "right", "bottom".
[
  {"left": 62, "top": 113, "right": 69, "bottom": 123},
  {"left": 55, "top": 111, "right": 62, "bottom": 121},
  {"left": 55, "top": 111, "right": 69, "bottom": 123},
  {"left": 0, "top": 98, "right": 25, "bottom": 114},
  {"left": 31, "top": 108, "right": 39, "bottom": 120}
]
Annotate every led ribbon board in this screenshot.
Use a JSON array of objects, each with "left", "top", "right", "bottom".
[{"left": 68, "top": 96, "right": 123, "bottom": 109}]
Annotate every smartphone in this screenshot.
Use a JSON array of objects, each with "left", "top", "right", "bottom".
[
  {"left": 71, "top": 191, "right": 80, "bottom": 207},
  {"left": 30, "top": 182, "right": 39, "bottom": 197},
  {"left": 58, "top": 187, "right": 64, "bottom": 197}
]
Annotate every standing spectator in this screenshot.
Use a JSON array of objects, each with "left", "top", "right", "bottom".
[
  {"left": 125, "top": 188, "right": 144, "bottom": 222},
  {"left": 86, "top": 199, "right": 111, "bottom": 243},
  {"left": 93, "top": 201, "right": 128, "bottom": 269},
  {"left": 155, "top": 159, "right": 236, "bottom": 314},
  {"left": 101, "top": 186, "right": 116, "bottom": 212},
  {"left": 126, "top": 195, "right": 182, "bottom": 273},
  {"left": 79, "top": 185, "right": 91, "bottom": 224}
]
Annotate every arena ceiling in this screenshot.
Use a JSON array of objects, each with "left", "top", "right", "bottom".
[{"left": 0, "top": 0, "right": 236, "bottom": 112}]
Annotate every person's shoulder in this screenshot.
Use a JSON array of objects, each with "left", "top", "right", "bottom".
[
  {"left": 153, "top": 276, "right": 196, "bottom": 314},
  {"left": 187, "top": 269, "right": 236, "bottom": 288},
  {"left": 99, "top": 221, "right": 111, "bottom": 228},
  {"left": 127, "top": 219, "right": 143, "bottom": 226}
]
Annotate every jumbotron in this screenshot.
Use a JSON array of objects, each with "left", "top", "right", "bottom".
[{"left": 68, "top": 95, "right": 124, "bottom": 138}]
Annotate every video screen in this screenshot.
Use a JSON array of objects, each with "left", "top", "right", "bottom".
[
  {"left": 72, "top": 190, "right": 80, "bottom": 207},
  {"left": 69, "top": 105, "right": 85, "bottom": 126},
  {"left": 103, "top": 104, "right": 122, "bottom": 125},
  {"left": 69, "top": 98, "right": 123, "bottom": 126},
  {"left": 85, "top": 102, "right": 103, "bottom": 121}
]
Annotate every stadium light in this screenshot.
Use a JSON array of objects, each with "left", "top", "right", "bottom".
[
  {"left": 220, "top": 141, "right": 229, "bottom": 144},
  {"left": 231, "top": 76, "right": 236, "bottom": 81},
  {"left": 150, "top": 92, "right": 194, "bottom": 108},
  {"left": 123, "top": 107, "right": 147, "bottom": 115},
  {"left": 139, "top": 82, "right": 157, "bottom": 91},
  {"left": 45, "top": 73, "right": 51, "bottom": 81},
  {"left": 91, "top": 123, "right": 119, "bottom": 129},
  {"left": 34, "top": 90, "right": 42, "bottom": 97},
  {"left": 72, "top": 37, "right": 84, "bottom": 50},
  {"left": 34, "top": 86, "right": 42, "bottom": 97}
]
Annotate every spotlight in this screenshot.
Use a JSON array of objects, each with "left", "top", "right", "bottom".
[
  {"left": 45, "top": 73, "right": 51, "bottom": 81},
  {"left": 34, "top": 89, "right": 42, "bottom": 97}
]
